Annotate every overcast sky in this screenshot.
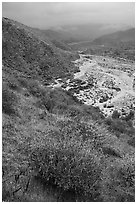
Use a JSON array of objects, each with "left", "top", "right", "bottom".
[{"left": 2, "top": 2, "right": 135, "bottom": 29}]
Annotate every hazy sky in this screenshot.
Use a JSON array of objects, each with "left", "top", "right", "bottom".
[{"left": 2, "top": 2, "right": 135, "bottom": 29}]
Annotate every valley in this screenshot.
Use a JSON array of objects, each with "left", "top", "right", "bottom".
[{"left": 50, "top": 53, "right": 135, "bottom": 118}]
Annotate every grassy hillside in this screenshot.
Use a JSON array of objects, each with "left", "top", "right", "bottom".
[
  {"left": 2, "top": 17, "right": 135, "bottom": 202},
  {"left": 29, "top": 28, "right": 72, "bottom": 51},
  {"left": 2, "top": 17, "right": 78, "bottom": 84}
]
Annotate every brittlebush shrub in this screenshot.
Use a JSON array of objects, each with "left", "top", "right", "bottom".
[{"left": 30, "top": 131, "right": 102, "bottom": 201}]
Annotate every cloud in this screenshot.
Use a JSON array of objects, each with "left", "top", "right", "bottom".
[{"left": 2, "top": 2, "right": 135, "bottom": 29}]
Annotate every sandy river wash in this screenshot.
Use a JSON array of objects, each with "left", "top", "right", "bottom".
[{"left": 51, "top": 54, "right": 135, "bottom": 117}]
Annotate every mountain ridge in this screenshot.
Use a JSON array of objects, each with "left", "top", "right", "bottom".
[
  {"left": 92, "top": 28, "right": 135, "bottom": 46},
  {"left": 49, "top": 23, "right": 133, "bottom": 43}
]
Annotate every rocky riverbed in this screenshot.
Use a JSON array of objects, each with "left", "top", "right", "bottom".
[{"left": 49, "top": 54, "right": 135, "bottom": 117}]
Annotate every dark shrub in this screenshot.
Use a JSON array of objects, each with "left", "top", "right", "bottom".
[
  {"left": 112, "top": 110, "right": 120, "bottom": 119},
  {"left": 105, "top": 118, "right": 112, "bottom": 126},
  {"left": 18, "top": 77, "right": 29, "bottom": 88},
  {"left": 38, "top": 88, "right": 81, "bottom": 112},
  {"left": 105, "top": 116, "right": 135, "bottom": 138},
  {"left": 110, "top": 120, "right": 125, "bottom": 133},
  {"left": 124, "top": 110, "right": 134, "bottom": 121},
  {"left": 7, "top": 78, "right": 19, "bottom": 91},
  {"left": 18, "top": 78, "right": 49, "bottom": 98},
  {"left": 128, "top": 137, "right": 135, "bottom": 147},
  {"left": 83, "top": 105, "right": 105, "bottom": 120},
  {"left": 2, "top": 85, "right": 18, "bottom": 115},
  {"left": 43, "top": 99, "right": 55, "bottom": 112}
]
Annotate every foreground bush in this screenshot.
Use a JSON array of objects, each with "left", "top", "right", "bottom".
[{"left": 30, "top": 125, "right": 103, "bottom": 201}]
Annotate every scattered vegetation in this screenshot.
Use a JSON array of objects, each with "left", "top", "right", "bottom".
[
  {"left": 2, "top": 17, "right": 78, "bottom": 83},
  {"left": 2, "top": 81, "right": 135, "bottom": 201},
  {"left": 2, "top": 17, "right": 135, "bottom": 202}
]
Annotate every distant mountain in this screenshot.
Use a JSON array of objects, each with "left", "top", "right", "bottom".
[
  {"left": 50, "top": 23, "right": 132, "bottom": 43},
  {"left": 29, "top": 23, "right": 133, "bottom": 45},
  {"left": 92, "top": 28, "right": 135, "bottom": 46}
]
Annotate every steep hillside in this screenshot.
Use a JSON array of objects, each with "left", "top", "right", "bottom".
[
  {"left": 92, "top": 28, "right": 135, "bottom": 46},
  {"left": 2, "top": 17, "right": 78, "bottom": 84},
  {"left": 37, "top": 29, "right": 76, "bottom": 45},
  {"left": 29, "top": 28, "right": 72, "bottom": 51},
  {"left": 2, "top": 17, "right": 135, "bottom": 202}
]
